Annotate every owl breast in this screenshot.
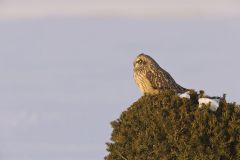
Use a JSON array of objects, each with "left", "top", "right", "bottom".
[{"left": 133, "top": 70, "right": 159, "bottom": 95}]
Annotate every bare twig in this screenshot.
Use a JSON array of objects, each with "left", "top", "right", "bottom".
[{"left": 116, "top": 150, "right": 128, "bottom": 160}]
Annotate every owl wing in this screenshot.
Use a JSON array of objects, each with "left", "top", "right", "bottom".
[{"left": 146, "top": 68, "right": 182, "bottom": 91}]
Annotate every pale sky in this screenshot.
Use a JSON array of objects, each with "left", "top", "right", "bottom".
[
  {"left": 1, "top": 18, "right": 240, "bottom": 160},
  {"left": 0, "top": 1, "right": 240, "bottom": 160},
  {"left": 0, "top": 0, "right": 240, "bottom": 19}
]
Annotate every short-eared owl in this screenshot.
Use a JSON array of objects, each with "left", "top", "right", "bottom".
[{"left": 133, "top": 53, "right": 186, "bottom": 95}]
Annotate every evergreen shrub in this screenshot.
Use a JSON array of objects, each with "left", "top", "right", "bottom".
[{"left": 105, "top": 91, "right": 240, "bottom": 160}]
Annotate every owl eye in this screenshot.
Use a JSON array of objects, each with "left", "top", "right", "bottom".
[{"left": 137, "top": 59, "right": 143, "bottom": 64}]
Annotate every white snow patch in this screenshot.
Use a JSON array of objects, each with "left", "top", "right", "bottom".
[
  {"left": 178, "top": 91, "right": 190, "bottom": 99},
  {"left": 198, "top": 98, "right": 220, "bottom": 111}
]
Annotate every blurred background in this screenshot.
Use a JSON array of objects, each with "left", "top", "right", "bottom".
[{"left": 0, "top": 0, "right": 240, "bottom": 160}]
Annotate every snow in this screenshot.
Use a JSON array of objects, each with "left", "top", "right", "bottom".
[
  {"left": 178, "top": 91, "right": 191, "bottom": 99},
  {"left": 178, "top": 91, "right": 221, "bottom": 111},
  {"left": 198, "top": 98, "right": 220, "bottom": 111}
]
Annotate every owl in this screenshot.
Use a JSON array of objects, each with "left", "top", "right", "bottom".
[{"left": 133, "top": 53, "right": 186, "bottom": 95}]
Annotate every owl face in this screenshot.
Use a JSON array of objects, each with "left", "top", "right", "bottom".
[{"left": 133, "top": 53, "right": 154, "bottom": 70}]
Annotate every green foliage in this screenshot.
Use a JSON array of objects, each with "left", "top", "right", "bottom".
[{"left": 105, "top": 91, "right": 240, "bottom": 160}]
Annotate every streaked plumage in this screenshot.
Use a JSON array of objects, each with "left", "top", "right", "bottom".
[{"left": 133, "top": 53, "right": 186, "bottom": 95}]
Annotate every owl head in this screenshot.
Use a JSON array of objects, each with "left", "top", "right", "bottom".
[{"left": 133, "top": 53, "right": 159, "bottom": 70}]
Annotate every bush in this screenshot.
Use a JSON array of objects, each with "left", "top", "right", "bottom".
[{"left": 105, "top": 91, "right": 240, "bottom": 160}]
